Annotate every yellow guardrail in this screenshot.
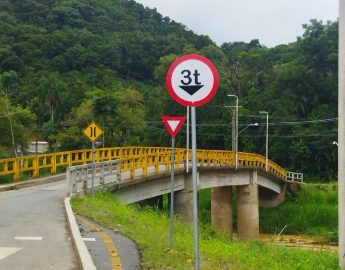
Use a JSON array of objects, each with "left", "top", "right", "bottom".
[{"left": 0, "top": 147, "right": 287, "bottom": 182}]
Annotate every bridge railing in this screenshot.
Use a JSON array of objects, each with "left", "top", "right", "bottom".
[
  {"left": 67, "top": 159, "right": 121, "bottom": 196},
  {"left": 0, "top": 147, "right": 287, "bottom": 182},
  {"left": 286, "top": 171, "right": 304, "bottom": 183}
]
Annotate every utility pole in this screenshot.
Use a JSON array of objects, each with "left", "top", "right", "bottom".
[{"left": 339, "top": 0, "right": 345, "bottom": 267}]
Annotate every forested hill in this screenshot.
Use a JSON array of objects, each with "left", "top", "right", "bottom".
[{"left": 0, "top": 0, "right": 339, "bottom": 181}]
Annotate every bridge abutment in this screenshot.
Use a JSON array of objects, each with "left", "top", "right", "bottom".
[
  {"left": 211, "top": 186, "right": 233, "bottom": 237},
  {"left": 237, "top": 171, "right": 259, "bottom": 240}
]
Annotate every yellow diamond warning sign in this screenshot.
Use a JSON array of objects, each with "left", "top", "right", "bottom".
[{"left": 83, "top": 122, "right": 103, "bottom": 142}]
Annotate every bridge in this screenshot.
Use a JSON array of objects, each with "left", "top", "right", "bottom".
[{"left": 0, "top": 147, "right": 300, "bottom": 240}]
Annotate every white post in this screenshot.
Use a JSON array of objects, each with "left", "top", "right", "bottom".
[
  {"left": 339, "top": 0, "right": 345, "bottom": 267},
  {"left": 265, "top": 113, "right": 268, "bottom": 172},
  {"left": 227, "top": 94, "right": 239, "bottom": 169},
  {"left": 191, "top": 107, "right": 199, "bottom": 270},
  {"left": 236, "top": 97, "right": 238, "bottom": 170},
  {"left": 260, "top": 111, "right": 269, "bottom": 172},
  {"left": 170, "top": 137, "right": 175, "bottom": 249}
]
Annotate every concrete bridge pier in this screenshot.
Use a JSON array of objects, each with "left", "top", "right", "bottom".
[
  {"left": 175, "top": 174, "right": 193, "bottom": 222},
  {"left": 237, "top": 171, "right": 259, "bottom": 240},
  {"left": 211, "top": 186, "right": 233, "bottom": 237}
]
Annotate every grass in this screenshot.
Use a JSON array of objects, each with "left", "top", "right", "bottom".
[
  {"left": 72, "top": 192, "right": 338, "bottom": 270},
  {"left": 260, "top": 184, "right": 338, "bottom": 242},
  {"left": 195, "top": 184, "right": 338, "bottom": 242}
]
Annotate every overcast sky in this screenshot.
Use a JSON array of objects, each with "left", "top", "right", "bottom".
[{"left": 135, "top": 0, "right": 338, "bottom": 47}]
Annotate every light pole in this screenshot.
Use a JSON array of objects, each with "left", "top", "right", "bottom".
[
  {"left": 339, "top": 1, "right": 345, "bottom": 265},
  {"left": 333, "top": 141, "right": 339, "bottom": 147},
  {"left": 238, "top": 123, "right": 259, "bottom": 135},
  {"left": 260, "top": 111, "right": 268, "bottom": 172},
  {"left": 228, "top": 94, "right": 238, "bottom": 169}
]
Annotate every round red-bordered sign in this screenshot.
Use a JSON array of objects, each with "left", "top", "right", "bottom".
[{"left": 166, "top": 54, "right": 219, "bottom": 107}]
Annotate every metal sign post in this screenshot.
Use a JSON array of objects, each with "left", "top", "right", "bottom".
[
  {"left": 170, "top": 137, "right": 175, "bottom": 249},
  {"left": 162, "top": 116, "right": 186, "bottom": 250},
  {"left": 186, "top": 106, "right": 190, "bottom": 173},
  {"left": 83, "top": 122, "right": 103, "bottom": 197},
  {"left": 166, "top": 54, "right": 219, "bottom": 270},
  {"left": 91, "top": 141, "right": 95, "bottom": 197},
  {"left": 191, "top": 106, "right": 199, "bottom": 268},
  {"left": 339, "top": 0, "right": 345, "bottom": 267}
]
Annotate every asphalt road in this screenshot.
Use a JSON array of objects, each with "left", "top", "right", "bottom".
[{"left": 0, "top": 181, "right": 78, "bottom": 270}]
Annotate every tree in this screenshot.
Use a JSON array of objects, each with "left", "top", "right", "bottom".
[{"left": 38, "top": 72, "right": 67, "bottom": 123}]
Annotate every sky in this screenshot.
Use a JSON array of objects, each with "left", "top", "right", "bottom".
[{"left": 135, "top": 0, "right": 338, "bottom": 47}]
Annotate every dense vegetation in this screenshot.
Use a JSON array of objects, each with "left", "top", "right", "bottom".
[
  {"left": 198, "top": 184, "right": 338, "bottom": 242},
  {"left": 0, "top": 0, "right": 338, "bottom": 180},
  {"left": 260, "top": 184, "right": 338, "bottom": 241},
  {"left": 72, "top": 192, "right": 338, "bottom": 270}
]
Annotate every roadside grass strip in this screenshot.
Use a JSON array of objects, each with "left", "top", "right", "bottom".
[{"left": 72, "top": 192, "right": 337, "bottom": 270}]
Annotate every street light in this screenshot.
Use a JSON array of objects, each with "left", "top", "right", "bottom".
[
  {"left": 260, "top": 111, "right": 268, "bottom": 172},
  {"left": 228, "top": 94, "right": 238, "bottom": 169},
  {"left": 238, "top": 123, "right": 259, "bottom": 135},
  {"left": 333, "top": 141, "right": 339, "bottom": 146}
]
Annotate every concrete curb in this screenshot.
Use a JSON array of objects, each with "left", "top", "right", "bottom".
[
  {"left": 64, "top": 197, "right": 97, "bottom": 270},
  {"left": 0, "top": 174, "right": 66, "bottom": 192}
]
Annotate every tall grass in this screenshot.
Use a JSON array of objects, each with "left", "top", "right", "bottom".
[
  {"left": 197, "top": 184, "right": 338, "bottom": 241},
  {"left": 260, "top": 184, "right": 338, "bottom": 241},
  {"left": 72, "top": 192, "right": 337, "bottom": 270}
]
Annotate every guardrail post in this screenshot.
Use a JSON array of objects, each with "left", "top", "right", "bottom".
[
  {"left": 130, "top": 158, "right": 135, "bottom": 179},
  {"left": 71, "top": 169, "right": 77, "bottom": 194},
  {"left": 143, "top": 155, "right": 148, "bottom": 177},
  {"left": 66, "top": 167, "right": 72, "bottom": 196},
  {"left": 68, "top": 152, "right": 72, "bottom": 167},
  {"left": 117, "top": 161, "right": 121, "bottom": 182},
  {"left": 13, "top": 158, "right": 20, "bottom": 182},
  {"left": 83, "top": 167, "right": 88, "bottom": 192},
  {"left": 100, "top": 163, "right": 105, "bottom": 185},
  {"left": 33, "top": 156, "right": 39, "bottom": 178},
  {"left": 51, "top": 154, "right": 57, "bottom": 175},
  {"left": 82, "top": 149, "right": 87, "bottom": 164},
  {"left": 155, "top": 156, "right": 159, "bottom": 174}
]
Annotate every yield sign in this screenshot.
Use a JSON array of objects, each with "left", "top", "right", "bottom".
[{"left": 162, "top": 116, "right": 186, "bottom": 138}]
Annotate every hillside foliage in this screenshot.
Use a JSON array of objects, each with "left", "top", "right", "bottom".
[{"left": 0, "top": 0, "right": 338, "bottom": 180}]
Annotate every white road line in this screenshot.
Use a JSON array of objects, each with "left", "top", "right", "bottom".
[
  {"left": 0, "top": 247, "right": 22, "bottom": 260},
  {"left": 14, "top": 236, "right": 43, "bottom": 241},
  {"left": 83, "top": 238, "right": 96, "bottom": 242}
]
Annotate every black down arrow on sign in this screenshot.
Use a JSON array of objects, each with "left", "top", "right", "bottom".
[{"left": 179, "top": 85, "right": 204, "bottom": 95}]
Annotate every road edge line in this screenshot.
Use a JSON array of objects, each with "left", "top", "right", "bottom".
[{"left": 64, "top": 197, "right": 97, "bottom": 270}]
